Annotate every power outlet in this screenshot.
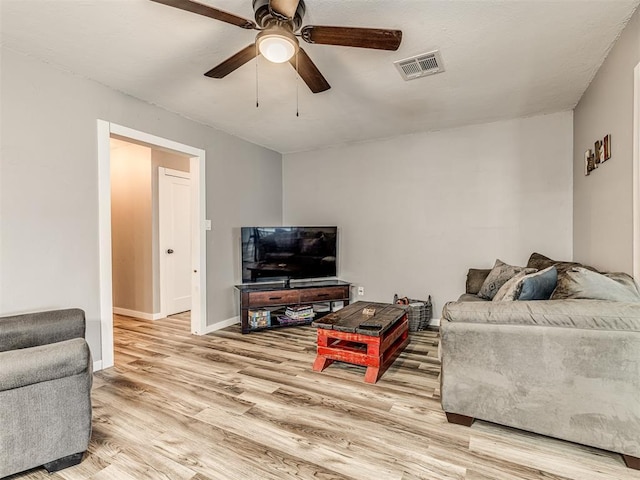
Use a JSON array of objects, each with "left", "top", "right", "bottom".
[{"left": 357, "top": 286, "right": 365, "bottom": 296}]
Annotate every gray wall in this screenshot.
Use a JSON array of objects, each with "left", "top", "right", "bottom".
[
  {"left": 0, "top": 47, "right": 283, "bottom": 361},
  {"left": 573, "top": 7, "right": 640, "bottom": 273},
  {"left": 283, "top": 112, "right": 574, "bottom": 315}
]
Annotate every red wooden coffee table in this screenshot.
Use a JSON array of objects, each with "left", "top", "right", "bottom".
[{"left": 312, "top": 301, "right": 409, "bottom": 383}]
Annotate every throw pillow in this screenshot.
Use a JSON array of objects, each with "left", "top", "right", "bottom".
[
  {"left": 526, "top": 252, "right": 556, "bottom": 271},
  {"left": 526, "top": 252, "right": 598, "bottom": 275},
  {"left": 492, "top": 270, "right": 534, "bottom": 302},
  {"left": 466, "top": 268, "right": 492, "bottom": 295},
  {"left": 605, "top": 272, "right": 640, "bottom": 295},
  {"left": 518, "top": 266, "right": 558, "bottom": 301},
  {"left": 551, "top": 267, "right": 640, "bottom": 302},
  {"left": 478, "top": 259, "right": 535, "bottom": 300}
]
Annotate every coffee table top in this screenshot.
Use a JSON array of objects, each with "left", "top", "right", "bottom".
[{"left": 312, "top": 301, "right": 407, "bottom": 337}]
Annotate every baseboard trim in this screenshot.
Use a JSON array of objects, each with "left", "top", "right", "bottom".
[
  {"left": 113, "top": 307, "right": 163, "bottom": 321},
  {"left": 203, "top": 316, "right": 240, "bottom": 334},
  {"left": 93, "top": 360, "right": 103, "bottom": 372},
  {"left": 429, "top": 317, "right": 441, "bottom": 328}
]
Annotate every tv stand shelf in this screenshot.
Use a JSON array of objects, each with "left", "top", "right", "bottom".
[{"left": 235, "top": 280, "right": 351, "bottom": 334}]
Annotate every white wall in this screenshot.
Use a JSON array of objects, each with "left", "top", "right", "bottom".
[
  {"left": 283, "top": 112, "right": 574, "bottom": 314},
  {"left": 110, "top": 141, "right": 154, "bottom": 314},
  {"left": 0, "top": 47, "right": 283, "bottom": 361},
  {"left": 573, "top": 6, "right": 640, "bottom": 273}
]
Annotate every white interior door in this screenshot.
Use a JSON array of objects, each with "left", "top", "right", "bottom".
[{"left": 159, "top": 167, "right": 191, "bottom": 316}]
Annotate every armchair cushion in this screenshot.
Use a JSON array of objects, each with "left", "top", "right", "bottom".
[
  {"left": 0, "top": 308, "right": 85, "bottom": 352},
  {"left": 0, "top": 338, "right": 91, "bottom": 391}
]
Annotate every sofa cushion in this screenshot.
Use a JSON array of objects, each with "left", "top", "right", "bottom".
[
  {"left": 492, "top": 270, "right": 533, "bottom": 302},
  {"left": 466, "top": 269, "right": 491, "bottom": 295},
  {"left": 551, "top": 267, "right": 640, "bottom": 302},
  {"left": 457, "top": 293, "right": 489, "bottom": 303},
  {"left": 442, "top": 299, "right": 640, "bottom": 332},
  {"left": 518, "top": 266, "right": 558, "bottom": 300},
  {"left": 478, "top": 259, "right": 535, "bottom": 300}
]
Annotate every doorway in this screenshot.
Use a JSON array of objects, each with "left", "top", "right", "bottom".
[{"left": 97, "top": 121, "right": 207, "bottom": 371}]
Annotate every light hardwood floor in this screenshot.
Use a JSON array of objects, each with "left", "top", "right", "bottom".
[{"left": 8, "top": 313, "right": 640, "bottom": 480}]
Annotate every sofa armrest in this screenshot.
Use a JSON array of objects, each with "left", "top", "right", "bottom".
[
  {"left": 443, "top": 299, "right": 640, "bottom": 332},
  {"left": 0, "top": 308, "right": 85, "bottom": 352},
  {"left": 440, "top": 320, "right": 640, "bottom": 458},
  {"left": 0, "top": 338, "right": 91, "bottom": 391}
]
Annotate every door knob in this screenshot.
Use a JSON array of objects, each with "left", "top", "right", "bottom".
[{"left": 167, "top": 249, "right": 174, "bottom": 254}]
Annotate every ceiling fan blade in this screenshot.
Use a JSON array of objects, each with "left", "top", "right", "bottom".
[
  {"left": 269, "top": 0, "right": 300, "bottom": 20},
  {"left": 289, "top": 48, "right": 330, "bottom": 94},
  {"left": 150, "top": 0, "right": 256, "bottom": 29},
  {"left": 204, "top": 44, "right": 258, "bottom": 78},
  {"left": 301, "top": 25, "right": 402, "bottom": 51}
]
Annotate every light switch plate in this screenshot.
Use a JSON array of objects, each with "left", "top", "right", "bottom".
[{"left": 204, "top": 220, "right": 212, "bottom": 231}]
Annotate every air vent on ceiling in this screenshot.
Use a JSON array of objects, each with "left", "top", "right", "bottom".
[{"left": 394, "top": 50, "right": 445, "bottom": 81}]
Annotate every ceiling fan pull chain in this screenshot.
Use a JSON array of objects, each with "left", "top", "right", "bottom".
[
  {"left": 295, "top": 49, "right": 299, "bottom": 117},
  {"left": 255, "top": 43, "right": 259, "bottom": 108}
]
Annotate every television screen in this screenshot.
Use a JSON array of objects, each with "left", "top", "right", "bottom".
[{"left": 241, "top": 226, "right": 337, "bottom": 283}]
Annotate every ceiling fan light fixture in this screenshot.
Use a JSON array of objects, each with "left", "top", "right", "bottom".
[{"left": 257, "top": 28, "right": 298, "bottom": 63}]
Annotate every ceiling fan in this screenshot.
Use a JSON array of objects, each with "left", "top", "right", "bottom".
[{"left": 150, "top": 0, "right": 403, "bottom": 93}]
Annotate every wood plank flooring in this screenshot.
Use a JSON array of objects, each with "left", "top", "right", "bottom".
[{"left": 8, "top": 313, "right": 640, "bottom": 480}]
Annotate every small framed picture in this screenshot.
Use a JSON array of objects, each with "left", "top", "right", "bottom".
[
  {"left": 603, "top": 134, "right": 611, "bottom": 161},
  {"left": 585, "top": 149, "right": 592, "bottom": 176},
  {"left": 594, "top": 141, "right": 602, "bottom": 164}
]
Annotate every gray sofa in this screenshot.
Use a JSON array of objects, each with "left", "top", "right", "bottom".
[
  {"left": 440, "top": 263, "right": 640, "bottom": 470},
  {"left": 0, "top": 308, "right": 93, "bottom": 477}
]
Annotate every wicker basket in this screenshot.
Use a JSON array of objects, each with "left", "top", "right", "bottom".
[{"left": 393, "top": 294, "right": 432, "bottom": 332}]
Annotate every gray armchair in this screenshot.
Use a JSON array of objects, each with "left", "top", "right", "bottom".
[{"left": 0, "top": 309, "right": 93, "bottom": 477}]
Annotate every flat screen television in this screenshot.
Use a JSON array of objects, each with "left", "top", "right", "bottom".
[{"left": 241, "top": 226, "right": 337, "bottom": 284}]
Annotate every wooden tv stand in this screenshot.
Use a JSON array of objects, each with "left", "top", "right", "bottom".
[{"left": 235, "top": 280, "right": 351, "bottom": 334}]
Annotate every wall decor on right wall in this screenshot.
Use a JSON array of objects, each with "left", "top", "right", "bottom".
[
  {"left": 584, "top": 134, "right": 611, "bottom": 175},
  {"left": 603, "top": 134, "right": 611, "bottom": 161},
  {"left": 585, "top": 148, "right": 595, "bottom": 175}
]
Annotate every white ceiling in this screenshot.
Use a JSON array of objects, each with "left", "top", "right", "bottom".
[{"left": 1, "top": 0, "right": 638, "bottom": 153}]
